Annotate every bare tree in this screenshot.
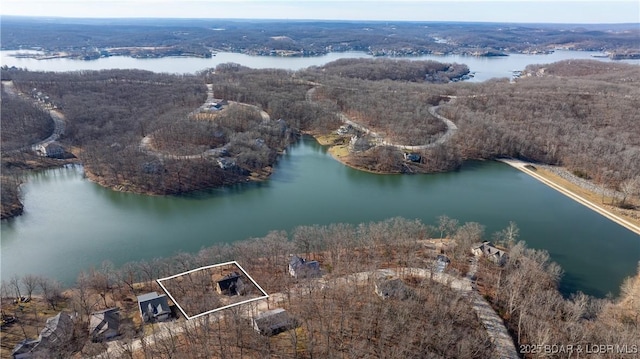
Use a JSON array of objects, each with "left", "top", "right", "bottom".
[
  {"left": 619, "top": 176, "right": 640, "bottom": 208},
  {"left": 9, "top": 274, "right": 22, "bottom": 299},
  {"left": 38, "top": 277, "right": 63, "bottom": 310},
  {"left": 21, "top": 274, "right": 40, "bottom": 300},
  {"left": 437, "top": 215, "right": 459, "bottom": 239}
]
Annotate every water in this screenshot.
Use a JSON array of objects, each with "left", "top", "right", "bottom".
[
  {"left": 1, "top": 49, "right": 638, "bottom": 297},
  {"left": 1, "top": 138, "right": 638, "bottom": 297},
  {"left": 2, "top": 49, "right": 637, "bottom": 82}
]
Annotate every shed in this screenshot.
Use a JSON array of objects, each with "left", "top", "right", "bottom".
[
  {"left": 252, "top": 308, "right": 299, "bottom": 336},
  {"left": 288, "top": 255, "right": 320, "bottom": 278},
  {"left": 137, "top": 292, "right": 171, "bottom": 323},
  {"left": 89, "top": 307, "right": 120, "bottom": 342}
]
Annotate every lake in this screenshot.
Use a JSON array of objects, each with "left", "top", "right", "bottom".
[
  {"left": 2, "top": 49, "right": 637, "bottom": 82},
  {"left": 2, "top": 138, "right": 639, "bottom": 297},
  {"left": 1, "top": 50, "right": 638, "bottom": 297}
]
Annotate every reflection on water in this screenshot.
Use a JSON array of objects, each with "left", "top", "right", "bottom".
[{"left": 2, "top": 137, "right": 638, "bottom": 298}]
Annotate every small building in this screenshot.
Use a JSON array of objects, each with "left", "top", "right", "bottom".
[
  {"left": 89, "top": 307, "right": 120, "bottom": 342},
  {"left": 288, "top": 255, "right": 320, "bottom": 278},
  {"left": 36, "top": 142, "right": 66, "bottom": 158},
  {"left": 216, "top": 272, "right": 244, "bottom": 296},
  {"left": 374, "top": 277, "right": 413, "bottom": 300},
  {"left": 471, "top": 241, "right": 508, "bottom": 265},
  {"left": 252, "top": 308, "right": 299, "bottom": 336},
  {"left": 137, "top": 292, "right": 171, "bottom": 323}
]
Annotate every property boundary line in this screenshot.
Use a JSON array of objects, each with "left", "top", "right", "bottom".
[{"left": 156, "top": 261, "right": 270, "bottom": 320}]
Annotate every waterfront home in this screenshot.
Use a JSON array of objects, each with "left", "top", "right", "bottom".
[
  {"left": 89, "top": 307, "right": 120, "bottom": 341},
  {"left": 403, "top": 152, "right": 422, "bottom": 162},
  {"left": 471, "top": 241, "right": 508, "bottom": 265},
  {"left": 35, "top": 142, "right": 65, "bottom": 158},
  {"left": 288, "top": 255, "right": 320, "bottom": 278},
  {"left": 216, "top": 272, "right": 244, "bottom": 296},
  {"left": 137, "top": 292, "right": 171, "bottom": 323},
  {"left": 252, "top": 308, "right": 299, "bottom": 336}
]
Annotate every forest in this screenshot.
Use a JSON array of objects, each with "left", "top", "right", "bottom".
[
  {"left": 1, "top": 217, "right": 638, "bottom": 358},
  {"left": 2, "top": 17, "right": 639, "bottom": 59},
  {"left": 2, "top": 59, "right": 639, "bottom": 219}
]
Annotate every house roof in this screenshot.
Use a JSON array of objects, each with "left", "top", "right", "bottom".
[
  {"left": 40, "top": 312, "right": 73, "bottom": 343},
  {"left": 137, "top": 292, "right": 170, "bottom": 321},
  {"left": 289, "top": 255, "right": 320, "bottom": 273},
  {"left": 11, "top": 339, "right": 39, "bottom": 356},
  {"left": 253, "top": 308, "right": 298, "bottom": 336},
  {"left": 89, "top": 307, "right": 120, "bottom": 338},
  {"left": 15, "top": 312, "right": 74, "bottom": 354},
  {"left": 217, "top": 272, "right": 244, "bottom": 295},
  {"left": 472, "top": 241, "right": 508, "bottom": 263}
]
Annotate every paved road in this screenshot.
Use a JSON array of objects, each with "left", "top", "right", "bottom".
[
  {"left": 306, "top": 85, "right": 458, "bottom": 150},
  {"left": 140, "top": 84, "right": 270, "bottom": 160},
  {"left": 1, "top": 81, "right": 66, "bottom": 155}
]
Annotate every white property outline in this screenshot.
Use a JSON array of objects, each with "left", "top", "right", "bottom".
[{"left": 156, "top": 261, "right": 269, "bottom": 320}]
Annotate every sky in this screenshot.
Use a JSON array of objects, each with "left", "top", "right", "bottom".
[{"left": 1, "top": 0, "right": 639, "bottom": 24}]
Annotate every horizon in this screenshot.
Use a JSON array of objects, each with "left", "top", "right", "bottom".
[{"left": 1, "top": 1, "right": 639, "bottom": 24}]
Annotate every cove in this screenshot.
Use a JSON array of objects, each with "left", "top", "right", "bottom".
[{"left": 1, "top": 137, "right": 638, "bottom": 297}]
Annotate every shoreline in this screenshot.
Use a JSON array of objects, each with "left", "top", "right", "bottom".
[
  {"left": 498, "top": 158, "right": 640, "bottom": 236},
  {"left": 310, "top": 133, "right": 400, "bottom": 175}
]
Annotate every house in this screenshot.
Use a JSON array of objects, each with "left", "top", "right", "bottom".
[
  {"left": 89, "top": 307, "right": 120, "bottom": 342},
  {"left": 137, "top": 292, "right": 171, "bottom": 323},
  {"left": 288, "top": 255, "right": 320, "bottom": 278},
  {"left": 374, "top": 277, "right": 413, "bottom": 300},
  {"left": 216, "top": 272, "right": 244, "bottom": 296},
  {"left": 216, "top": 157, "right": 236, "bottom": 170},
  {"left": 37, "top": 312, "right": 74, "bottom": 351},
  {"left": 12, "top": 312, "right": 74, "bottom": 358},
  {"left": 36, "top": 142, "right": 66, "bottom": 158},
  {"left": 252, "top": 308, "right": 299, "bottom": 336},
  {"left": 471, "top": 241, "right": 508, "bottom": 265},
  {"left": 403, "top": 152, "right": 421, "bottom": 162}
]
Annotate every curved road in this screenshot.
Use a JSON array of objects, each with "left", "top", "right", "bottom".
[
  {"left": 140, "top": 84, "right": 270, "bottom": 160},
  {"left": 1, "top": 81, "right": 66, "bottom": 155},
  {"left": 306, "top": 86, "right": 458, "bottom": 150}
]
